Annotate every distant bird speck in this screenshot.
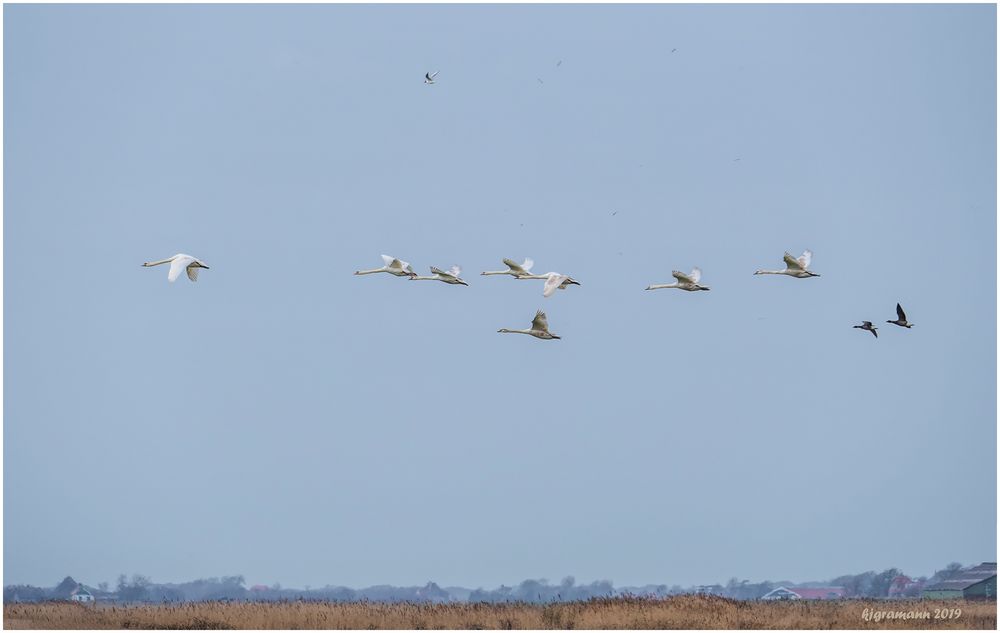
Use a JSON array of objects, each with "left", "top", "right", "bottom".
[
  {"left": 424, "top": 71, "right": 438, "bottom": 84},
  {"left": 611, "top": 211, "right": 618, "bottom": 216},
  {"left": 537, "top": 78, "right": 544, "bottom": 84},
  {"left": 556, "top": 60, "right": 562, "bottom": 67},
  {"left": 671, "top": 48, "right": 677, "bottom": 53}
]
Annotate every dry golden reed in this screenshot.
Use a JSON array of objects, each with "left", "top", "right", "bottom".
[{"left": 4, "top": 596, "right": 996, "bottom": 630}]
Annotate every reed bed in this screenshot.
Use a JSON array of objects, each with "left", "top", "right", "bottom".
[{"left": 4, "top": 596, "right": 995, "bottom": 630}]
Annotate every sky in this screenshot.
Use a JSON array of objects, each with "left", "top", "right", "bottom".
[{"left": 4, "top": 4, "right": 996, "bottom": 590}]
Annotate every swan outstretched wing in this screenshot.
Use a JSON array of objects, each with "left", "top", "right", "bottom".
[
  {"left": 783, "top": 252, "right": 804, "bottom": 271},
  {"left": 531, "top": 310, "right": 550, "bottom": 333},
  {"left": 689, "top": 267, "right": 702, "bottom": 283},
  {"left": 186, "top": 265, "right": 200, "bottom": 282},
  {"left": 521, "top": 257, "right": 534, "bottom": 273},
  {"left": 672, "top": 270, "right": 694, "bottom": 284},
  {"left": 797, "top": 250, "right": 813, "bottom": 269},
  {"left": 543, "top": 274, "right": 568, "bottom": 298},
  {"left": 503, "top": 258, "right": 530, "bottom": 274},
  {"left": 385, "top": 257, "right": 412, "bottom": 273},
  {"left": 430, "top": 265, "right": 460, "bottom": 279},
  {"left": 168, "top": 256, "right": 195, "bottom": 283}
]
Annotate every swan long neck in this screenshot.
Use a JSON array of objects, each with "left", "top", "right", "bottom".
[
  {"left": 481, "top": 270, "right": 510, "bottom": 275},
  {"left": 498, "top": 328, "right": 530, "bottom": 335},
  {"left": 410, "top": 275, "right": 436, "bottom": 281},
  {"left": 647, "top": 283, "right": 677, "bottom": 290},
  {"left": 515, "top": 273, "right": 545, "bottom": 280},
  {"left": 143, "top": 257, "right": 174, "bottom": 267},
  {"left": 754, "top": 269, "right": 783, "bottom": 275},
  {"left": 354, "top": 268, "right": 385, "bottom": 275}
]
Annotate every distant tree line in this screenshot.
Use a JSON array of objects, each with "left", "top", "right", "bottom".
[{"left": 2, "top": 561, "right": 974, "bottom": 604}]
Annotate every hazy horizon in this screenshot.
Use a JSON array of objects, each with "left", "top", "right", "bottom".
[
  {"left": 8, "top": 558, "right": 994, "bottom": 593},
  {"left": 4, "top": 4, "right": 996, "bottom": 590}
]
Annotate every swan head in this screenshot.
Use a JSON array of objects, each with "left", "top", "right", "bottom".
[
  {"left": 497, "top": 328, "right": 510, "bottom": 334},
  {"left": 753, "top": 270, "right": 764, "bottom": 275}
]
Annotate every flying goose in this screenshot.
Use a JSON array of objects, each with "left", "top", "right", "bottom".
[
  {"left": 424, "top": 71, "right": 438, "bottom": 84},
  {"left": 886, "top": 303, "right": 913, "bottom": 328},
  {"left": 142, "top": 254, "right": 210, "bottom": 283},
  {"left": 754, "top": 250, "right": 820, "bottom": 278},
  {"left": 354, "top": 255, "right": 417, "bottom": 278},
  {"left": 646, "top": 268, "right": 710, "bottom": 291},
  {"left": 410, "top": 266, "right": 469, "bottom": 285},
  {"left": 498, "top": 310, "right": 560, "bottom": 340},
  {"left": 853, "top": 321, "right": 878, "bottom": 338}
]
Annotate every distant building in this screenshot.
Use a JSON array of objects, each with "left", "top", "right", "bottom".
[
  {"left": 695, "top": 585, "right": 726, "bottom": 596},
  {"left": 70, "top": 586, "right": 95, "bottom": 603},
  {"left": 887, "top": 575, "right": 922, "bottom": 598},
  {"left": 923, "top": 563, "right": 996, "bottom": 600},
  {"left": 760, "top": 586, "right": 845, "bottom": 600}
]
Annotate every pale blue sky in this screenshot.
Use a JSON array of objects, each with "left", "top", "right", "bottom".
[{"left": 4, "top": 4, "right": 996, "bottom": 589}]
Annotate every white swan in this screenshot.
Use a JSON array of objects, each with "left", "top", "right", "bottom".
[
  {"left": 646, "top": 268, "right": 709, "bottom": 291},
  {"left": 498, "top": 310, "right": 560, "bottom": 340},
  {"left": 142, "top": 254, "right": 210, "bottom": 282},
  {"left": 754, "top": 250, "right": 820, "bottom": 278},
  {"left": 410, "top": 266, "right": 469, "bottom": 286},
  {"left": 424, "top": 71, "right": 439, "bottom": 84},
  {"left": 516, "top": 272, "right": 581, "bottom": 297},
  {"left": 481, "top": 257, "right": 535, "bottom": 277},
  {"left": 354, "top": 255, "right": 417, "bottom": 278}
]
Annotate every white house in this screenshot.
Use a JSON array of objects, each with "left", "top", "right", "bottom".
[{"left": 70, "top": 586, "right": 95, "bottom": 603}]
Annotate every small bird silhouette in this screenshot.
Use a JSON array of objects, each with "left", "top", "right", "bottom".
[
  {"left": 853, "top": 321, "right": 878, "bottom": 338},
  {"left": 886, "top": 303, "right": 914, "bottom": 328}
]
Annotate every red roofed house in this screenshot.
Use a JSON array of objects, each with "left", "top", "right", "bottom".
[{"left": 888, "top": 575, "right": 923, "bottom": 598}]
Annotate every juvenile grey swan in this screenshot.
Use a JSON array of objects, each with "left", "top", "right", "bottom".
[{"left": 498, "top": 310, "right": 561, "bottom": 340}]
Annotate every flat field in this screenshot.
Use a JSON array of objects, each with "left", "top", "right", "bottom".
[{"left": 4, "top": 596, "right": 995, "bottom": 629}]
